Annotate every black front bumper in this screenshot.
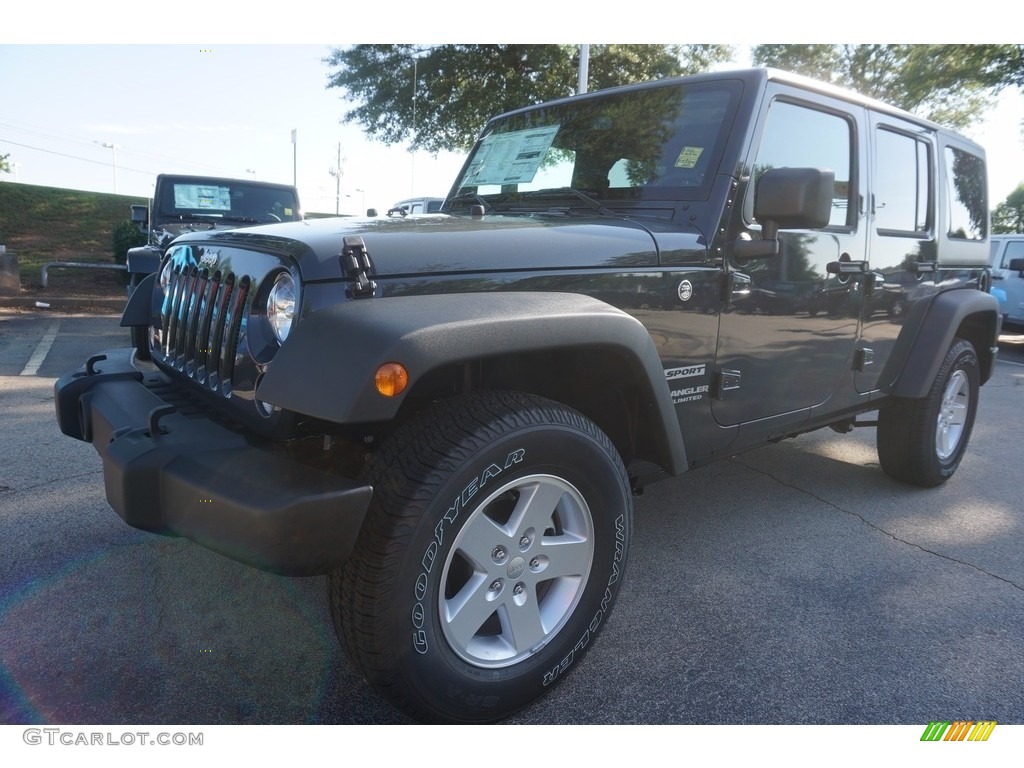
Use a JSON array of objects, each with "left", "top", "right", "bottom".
[{"left": 54, "top": 349, "right": 373, "bottom": 575}]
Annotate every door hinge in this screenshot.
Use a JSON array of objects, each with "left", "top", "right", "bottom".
[
  {"left": 712, "top": 369, "right": 742, "bottom": 399},
  {"left": 853, "top": 347, "right": 874, "bottom": 371}
]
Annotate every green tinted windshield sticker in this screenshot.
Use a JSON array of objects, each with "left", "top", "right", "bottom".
[{"left": 675, "top": 147, "right": 704, "bottom": 169}]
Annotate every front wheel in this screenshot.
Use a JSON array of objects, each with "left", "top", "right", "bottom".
[
  {"left": 877, "top": 337, "right": 980, "bottom": 487},
  {"left": 330, "top": 391, "right": 632, "bottom": 723}
]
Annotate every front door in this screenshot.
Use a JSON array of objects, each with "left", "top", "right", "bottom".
[{"left": 713, "top": 89, "right": 867, "bottom": 427}]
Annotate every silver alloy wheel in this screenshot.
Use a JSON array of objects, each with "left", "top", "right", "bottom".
[
  {"left": 936, "top": 369, "right": 970, "bottom": 461},
  {"left": 439, "top": 473, "right": 594, "bottom": 668}
]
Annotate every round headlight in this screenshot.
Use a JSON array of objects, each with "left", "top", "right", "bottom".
[
  {"left": 159, "top": 258, "right": 174, "bottom": 298},
  {"left": 267, "top": 271, "right": 297, "bottom": 343}
]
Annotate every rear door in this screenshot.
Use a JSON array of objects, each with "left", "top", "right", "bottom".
[{"left": 856, "top": 113, "right": 936, "bottom": 392}]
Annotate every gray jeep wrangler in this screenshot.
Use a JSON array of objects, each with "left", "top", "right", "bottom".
[{"left": 54, "top": 68, "right": 999, "bottom": 723}]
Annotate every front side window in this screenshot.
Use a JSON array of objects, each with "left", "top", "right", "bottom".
[
  {"left": 1002, "top": 240, "right": 1024, "bottom": 268},
  {"left": 749, "top": 98, "right": 851, "bottom": 228},
  {"left": 750, "top": 100, "right": 854, "bottom": 228}
]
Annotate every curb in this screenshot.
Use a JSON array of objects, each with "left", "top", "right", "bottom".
[{"left": 0, "top": 295, "right": 125, "bottom": 312}]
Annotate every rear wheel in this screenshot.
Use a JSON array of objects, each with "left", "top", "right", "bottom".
[
  {"left": 330, "top": 391, "right": 632, "bottom": 723},
  {"left": 877, "top": 338, "right": 979, "bottom": 487}
]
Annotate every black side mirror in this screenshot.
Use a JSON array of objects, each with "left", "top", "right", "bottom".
[
  {"left": 1008, "top": 257, "right": 1024, "bottom": 276},
  {"left": 130, "top": 204, "right": 149, "bottom": 231},
  {"left": 734, "top": 168, "right": 835, "bottom": 260}
]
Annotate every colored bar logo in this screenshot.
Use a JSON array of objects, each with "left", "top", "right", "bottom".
[{"left": 921, "top": 721, "right": 997, "bottom": 741}]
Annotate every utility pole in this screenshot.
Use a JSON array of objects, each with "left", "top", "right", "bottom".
[
  {"left": 95, "top": 141, "right": 119, "bottom": 193},
  {"left": 328, "top": 142, "right": 345, "bottom": 215}
]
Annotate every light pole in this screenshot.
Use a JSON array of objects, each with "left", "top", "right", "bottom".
[
  {"left": 246, "top": 168, "right": 257, "bottom": 178},
  {"left": 95, "top": 141, "right": 119, "bottom": 193},
  {"left": 290, "top": 129, "right": 297, "bottom": 187}
]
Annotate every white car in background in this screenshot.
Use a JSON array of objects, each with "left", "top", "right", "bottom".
[{"left": 387, "top": 196, "right": 444, "bottom": 216}]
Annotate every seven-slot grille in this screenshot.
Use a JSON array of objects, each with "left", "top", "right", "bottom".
[{"left": 158, "top": 264, "right": 251, "bottom": 394}]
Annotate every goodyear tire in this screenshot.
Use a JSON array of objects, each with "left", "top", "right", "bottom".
[
  {"left": 877, "top": 338, "right": 979, "bottom": 487},
  {"left": 329, "top": 391, "right": 632, "bottom": 723}
]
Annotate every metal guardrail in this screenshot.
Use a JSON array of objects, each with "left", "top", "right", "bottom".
[{"left": 41, "top": 261, "right": 127, "bottom": 289}]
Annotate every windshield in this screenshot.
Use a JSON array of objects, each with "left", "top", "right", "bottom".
[
  {"left": 449, "top": 80, "right": 741, "bottom": 212},
  {"left": 156, "top": 179, "right": 301, "bottom": 224}
]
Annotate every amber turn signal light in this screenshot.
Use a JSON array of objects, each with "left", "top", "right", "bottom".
[{"left": 375, "top": 362, "right": 409, "bottom": 397}]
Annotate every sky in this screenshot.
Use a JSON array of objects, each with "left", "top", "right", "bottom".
[
  {"left": 2, "top": 8, "right": 1022, "bottom": 217},
  {"left": 0, "top": 44, "right": 467, "bottom": 215}
]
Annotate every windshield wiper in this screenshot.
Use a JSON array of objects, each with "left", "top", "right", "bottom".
[
  {"left": 170, "top": 213, "right": 262, "bottom": 224},
  {"left": 520, "top": 187, "right": 617, "bottom": 217},
  {"left": 217, "top": 215, "right": 263, "bottom": 224}
]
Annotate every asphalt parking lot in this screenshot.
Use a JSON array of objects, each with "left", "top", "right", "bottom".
[{"left": 1, "top": 310, "right": 1023, "bottom": 726}]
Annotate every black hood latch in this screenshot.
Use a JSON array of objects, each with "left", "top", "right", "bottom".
[{"left": 341, "top": 236, "right": 377, "bottom": 298}]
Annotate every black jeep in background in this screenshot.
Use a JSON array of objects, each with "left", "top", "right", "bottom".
[
  {"left": 56, "top": 68, "right": 999, "bottom": 723},
  {"left": 124, "top": 174, "right": 302, "bottom": 358}
]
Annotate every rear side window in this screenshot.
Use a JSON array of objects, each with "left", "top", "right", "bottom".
[
  {"left": 944, "top": 146, "right": 987, "bottom": 240},
  {"left": 875, "top": 128, "right": 930, "bottom": 235}
]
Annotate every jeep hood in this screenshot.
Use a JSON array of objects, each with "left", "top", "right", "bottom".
[{"left": 174, "top": 214, "right": 706, "bottom": 280}]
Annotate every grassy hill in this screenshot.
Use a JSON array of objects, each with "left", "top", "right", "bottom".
[
  {"left": 0, "top": 182, "right": 147, "bottom": 290},
  {"left": 0, "top": 182, "right": 338, "bottom": 293}
]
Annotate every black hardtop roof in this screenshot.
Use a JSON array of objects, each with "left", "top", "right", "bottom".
[
  {"left": 484, "top": 67, "right": 981, "bottom": 149},
  {"left": 156, "top": 173, "right": 298, "bottom": 191}
]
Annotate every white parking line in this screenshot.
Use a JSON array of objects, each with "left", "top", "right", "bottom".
[{"left": 20, "top": 320, "right": 61, "bottom": 376}]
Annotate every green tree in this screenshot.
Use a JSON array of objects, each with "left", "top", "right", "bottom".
[
  {"left": 111, "top": 219, "right": 146, "bottom": 266},
  {"left": 324, "top": 44, "right": 733, "bottom": 153},
  {"left": 0, "top": 153, "right": 10, "bottom": 174},
  {"left": 993, "top": 183, "right": 1024, "bottom": 233},
  {"left": 752, "top": 44, "right": 1023, "bottom": 129}
]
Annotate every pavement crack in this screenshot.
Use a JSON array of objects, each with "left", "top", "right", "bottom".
[
  {"left": 732, "top": 458, "right": 1024, "bottom": 593},
  {"left": 2, "top": 469, "right": 105, "bottom": 495}
]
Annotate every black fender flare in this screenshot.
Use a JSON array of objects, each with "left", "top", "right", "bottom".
[
  {"left": 888, "top": 289, "right": 999, "bottom": 399},
  {"left": 258, "top": 292, "right": 688, "bottom": 474},
  {"left": 120, "top": 272, "right": 158, "bottom": 328}
]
